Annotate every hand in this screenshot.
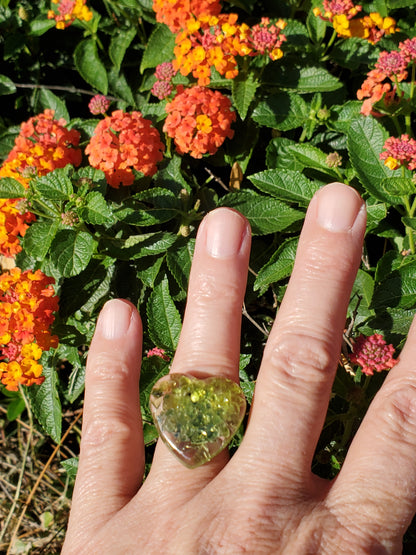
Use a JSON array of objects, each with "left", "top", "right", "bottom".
[{"left": 63, "top": 183, "right": 416, "bottom": 554}]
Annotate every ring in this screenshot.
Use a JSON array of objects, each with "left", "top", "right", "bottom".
[{"left": 149, "top": 373, "right": 246, "bottom": 468}]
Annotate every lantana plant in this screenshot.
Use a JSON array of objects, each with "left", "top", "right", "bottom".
[{"left": 1, "top": 0, "right": 416, "bottom": 498}]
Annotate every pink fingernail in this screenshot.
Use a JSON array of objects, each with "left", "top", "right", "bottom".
[
  {"left": 205, "top": 208, "right": 250, "bottom": 258},
  {"left": 316, "top": 183, "right": 364, "bottom": 232},
  {"left": 96, "top": 299, "right": 133, "bottom": 340}
]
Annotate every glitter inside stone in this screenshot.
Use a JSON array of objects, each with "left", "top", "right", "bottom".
[{"left": 149, "top": 373, "right": 246, "bottom": 468}]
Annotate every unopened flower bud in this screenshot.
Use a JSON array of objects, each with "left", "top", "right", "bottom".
[
  {"left": 325, "top": 152, "right": 342, "bottom": 168},
  {"left": 88, "top": 95, "right": 111, "bottom": 116},
  {"left": 61, "top": 211, "right": 79, "bottom": 226}
]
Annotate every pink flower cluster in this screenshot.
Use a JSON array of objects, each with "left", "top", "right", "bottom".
[
  {"left": 350, "top": 334, "right": 397, "bottom": 376},
  {"left": 151, "top": 62, "right": 177, "bottom": 100},
  {"left": 380, "top": 134, "right": 416, "bottom": 171}
]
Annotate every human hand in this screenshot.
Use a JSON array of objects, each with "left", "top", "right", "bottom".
[{"left": 63, "top": 183, "right": 416, "bottom": 554}]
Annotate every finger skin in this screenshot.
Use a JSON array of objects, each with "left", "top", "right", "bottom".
[
  {"left": 238, "top": 183, "right": 366, "bottom": 488},
  {"left": 147, "top": 207, "right": 251, "bottom": 491},
  {"left": 329, "top": 315, "right": 416, "bottom": 547},
  {"left": 63, "top": 299, "right": 144, "bottom": 552}
]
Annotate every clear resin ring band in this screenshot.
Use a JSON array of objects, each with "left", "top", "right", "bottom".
[{"left": 149, "top": 373, "right": 246, "bottom": 469}]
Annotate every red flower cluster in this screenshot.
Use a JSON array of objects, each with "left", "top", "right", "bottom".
[
  {"left": 0, "top": 268, "right": 59, "bottom": 391},
  {"left": 350, "top": 334, "right": 397, "bottom": 376},
  {"left": 48, "top": 0, "right": 93, "bottom": 29},
  {"left": 152, "top": 0, "right": 221, "bottom": 33},
  {"left": 147, "top": 347, "right": 170, "bottom": 361},
  {"left": 85, "top": 110, "right": 165, "bottom": 187},
  {"left": 357, "top": 39, "right": 416, "bottom": 115},
  {"left": 0, "top": 109, "right": 81, "bottom": 257},
  {"left": 380, "top": 134, "right": 416, "bottom": 171},
  {"left": 163, "top": 86, "right": 236, "bottom": 158}
]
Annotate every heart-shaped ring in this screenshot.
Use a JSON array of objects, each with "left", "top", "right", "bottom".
[{"left": 149, "top": 373, "right": 246, "bottom": 468}]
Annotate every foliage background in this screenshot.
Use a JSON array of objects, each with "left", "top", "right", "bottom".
[{"left": 1, "top": 0, "right": 416, "bottom": 551}]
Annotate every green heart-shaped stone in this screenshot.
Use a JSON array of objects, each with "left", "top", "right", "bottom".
[{"left": 149, "top": 373, "right": 246, "bottom": 469}]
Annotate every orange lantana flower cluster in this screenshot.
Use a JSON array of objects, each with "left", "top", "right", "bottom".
[
  {"left": 314, "top": 1, "right": 397, "bottom": 44},
  {"left": 0, "top": 268, "right": 59, "bottom": 391},
  {"left": 85, "top": 110, "right": 165, "bottom": 187},
  {"left": 0, "top": 109, "right": 82, "bottom": 257},
  {"left": 163, "top": 85, "right": 236, "bottom": 158},
  {"left": 48, "top": 0, "right": 93, "bottom": 30},
  {"left": 173, "top": 14, "right": 286, "bottom": 86},
  {"left": 357, "top": 38, "right": 416, "bottom": 116},
  {"left": 152, "top": 0, "right": 221, "bottom": 33}
]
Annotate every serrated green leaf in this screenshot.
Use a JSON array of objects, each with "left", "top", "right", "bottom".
[
  {"left": 254, "top": 237, "right": 299, "bottom": 291},
  {"left": 27, "top": 365, "right": 62, "bottom": 443},
  {"left": 366, "top": 202, "right": 387, "bottom": 232},
  {"left": 140, "top": 24, "right": 175, "bottom": 72},
  {"left": 167, "top": 239, "right": 195, "bottom": 291},
  {"left": 371, "top": 260, "right": 416, "bottom": 309},
  {"left": 0, "top": 177, "right": 26, "bottom": 198},
  {"left": 249, "top": 169, "right": 319, "bottom": 206},
  {"left": 307, "top": 9, "right": 327, "bottom": 43},
  {"left": 7, "top": 397, "right": 26, "bottom": 421},
  {"left": 33, "top": 167, "right": 74, "bottom": 200},
  {"left": 232, "top": 72, "right": 258, "bottom": 120},
  {"left": 379, "top": 177, "right": 416, "bottom": 205},
  {"left": 103, "top": 231, "right": 177, "bottom": 260},
  {"left": 59, "top": 258, "right": 115, "bottom": 317},
  {"left": 262, "top": 63, "right": 341, "bottom": 93},
  {"left": 146, "top": 276, "right": 182, "bottom": 351},
  {"left": 78, "top": 191, "right": 115, "bottom": 225},
  {"left": 252, "top": 92, "right": 308, "bottom": 131},
  {"left": 50, "top": 230, "right": 96, "bottom": 277},
  {"left": 218, "top": 191, "right": 304, "bottom": 235},
  {"left": 22, "top": 220, "right": 60, "bottom": 261},
  {"left": 37, "top": 88, "right": 70, "bottom": 122},
  {"left": 61, "top": 457, "right": 79, "bottom": 479},
  {"left": 136, "top": 255, "right": 164, "bottom": 287},
  {"left": 109, "top": 27, "right": 136, "bottom": 70},
  {"left": 74, "top": 39, "right": 108, "bottom": 94},
  {"left": 29, "top": 18, "right": 56, "bottom": 36},
  {"left": 0, "top": 74, "right": 16, "bottom": 95},
  {"left": 347, "top": 117, "right": 395, "bottom": 202},
  {"left": 329, "top": 101, "right": 362, "bottom": 133},
  {"left": 154, "top": 155, "right": 190, "bottom": 194}
]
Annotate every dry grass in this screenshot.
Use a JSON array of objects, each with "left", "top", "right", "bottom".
[{"left": 0, "top": 406, "right": 82, "bottom": 554}]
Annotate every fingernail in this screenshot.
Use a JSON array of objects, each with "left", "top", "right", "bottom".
[
  {"left": 316, "top": 183, "right": 364, "bottom": 232},
  {"left": 205, "top": 208, "right": 249, "bottom": 258},
  {"left": 96, "top": 299, "right": 133, "bottom": 340}
]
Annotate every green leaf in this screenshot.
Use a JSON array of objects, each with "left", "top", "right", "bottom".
[
  {"left": 371, "top": 260, "right": 416, "bottom": 310},
  {"left": 50, "top": 230, "right": 96, "bottom": 277},
  {"left": 262, "top": 63, "right": 342, "bottom": 92},
  {"left": 136, "top": 256, "right": 164, "bottom": 288},
  {"left": 146, "top": 276, "right": 182, "bottom": 351},
  {"left": 33, "top": 167, "right": 73, "bottom": 200},
  {"left": 0, "top": 74, "right": 16, "bottom": 95},
  {"left": 347, "top": 117, "right": 395, "bottom": 202},
  {"left": 167, "top": 239, "right": 195, "bottom": 292},
  {"left": 27, "top": 364, "right": 62, "bottom": 443},
  {"left": 22, "top": 220, "right": 60, "bottom": 261},
  {"left": 379, "top": 177, "right": 416, "bottom": 205},
  {"left": 140, "top": 24, "right": 175, "bottom": 72},
  {"left": 252, "top": 92, "right": 308, "bottom": 131},
  {"left": 219, "top": 191, "right": 304, "bottom": 235},
  {"left": 366, "top": 202, "right": 387, "bottom": 232},
  {"left": 155, "top": 155, "right": 191, "bottom": 194},
  {"left": 306, "top": 8, "right": 327, "bottom": 43},
  {"left": 29, "top": 18, "right": 56, "bottom": 36},
  {"left": 7, "top": 396, "right": 26, "bottom": 421},
  {"left": 103, "top": 231, "right": 177, "bottom": 260},
  {"left": 254, "top": 237, "right": 299, "bottom": 291},
  {"left": 232, "top": 72, "right": 258, "bottom": 120},
  {"left": 109, "top": 27, "right": 136, "bottom": 70},
  {"left": 37, "top": 88, "right": 70, "bottom": 122},
  {"left": 0, "top": 177, "right": 26, "bottom": 198},
  {"left": 61, "top": 457, "right": 79, "bottom": 479},
  {"left": 329, "top": 101, "right": 362, "bottom": 133},
  {"left": 78, "top": 191, "right": 115, "bottom": 225},
  {"left": 248, "top": 169, "right": 319, "bottom": 206},
  {"left": 74, "top": 39, "right": 108, "bottom": 94},
  {"left": 59, "top": 258, "right": 115, "bottom": 317}
]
